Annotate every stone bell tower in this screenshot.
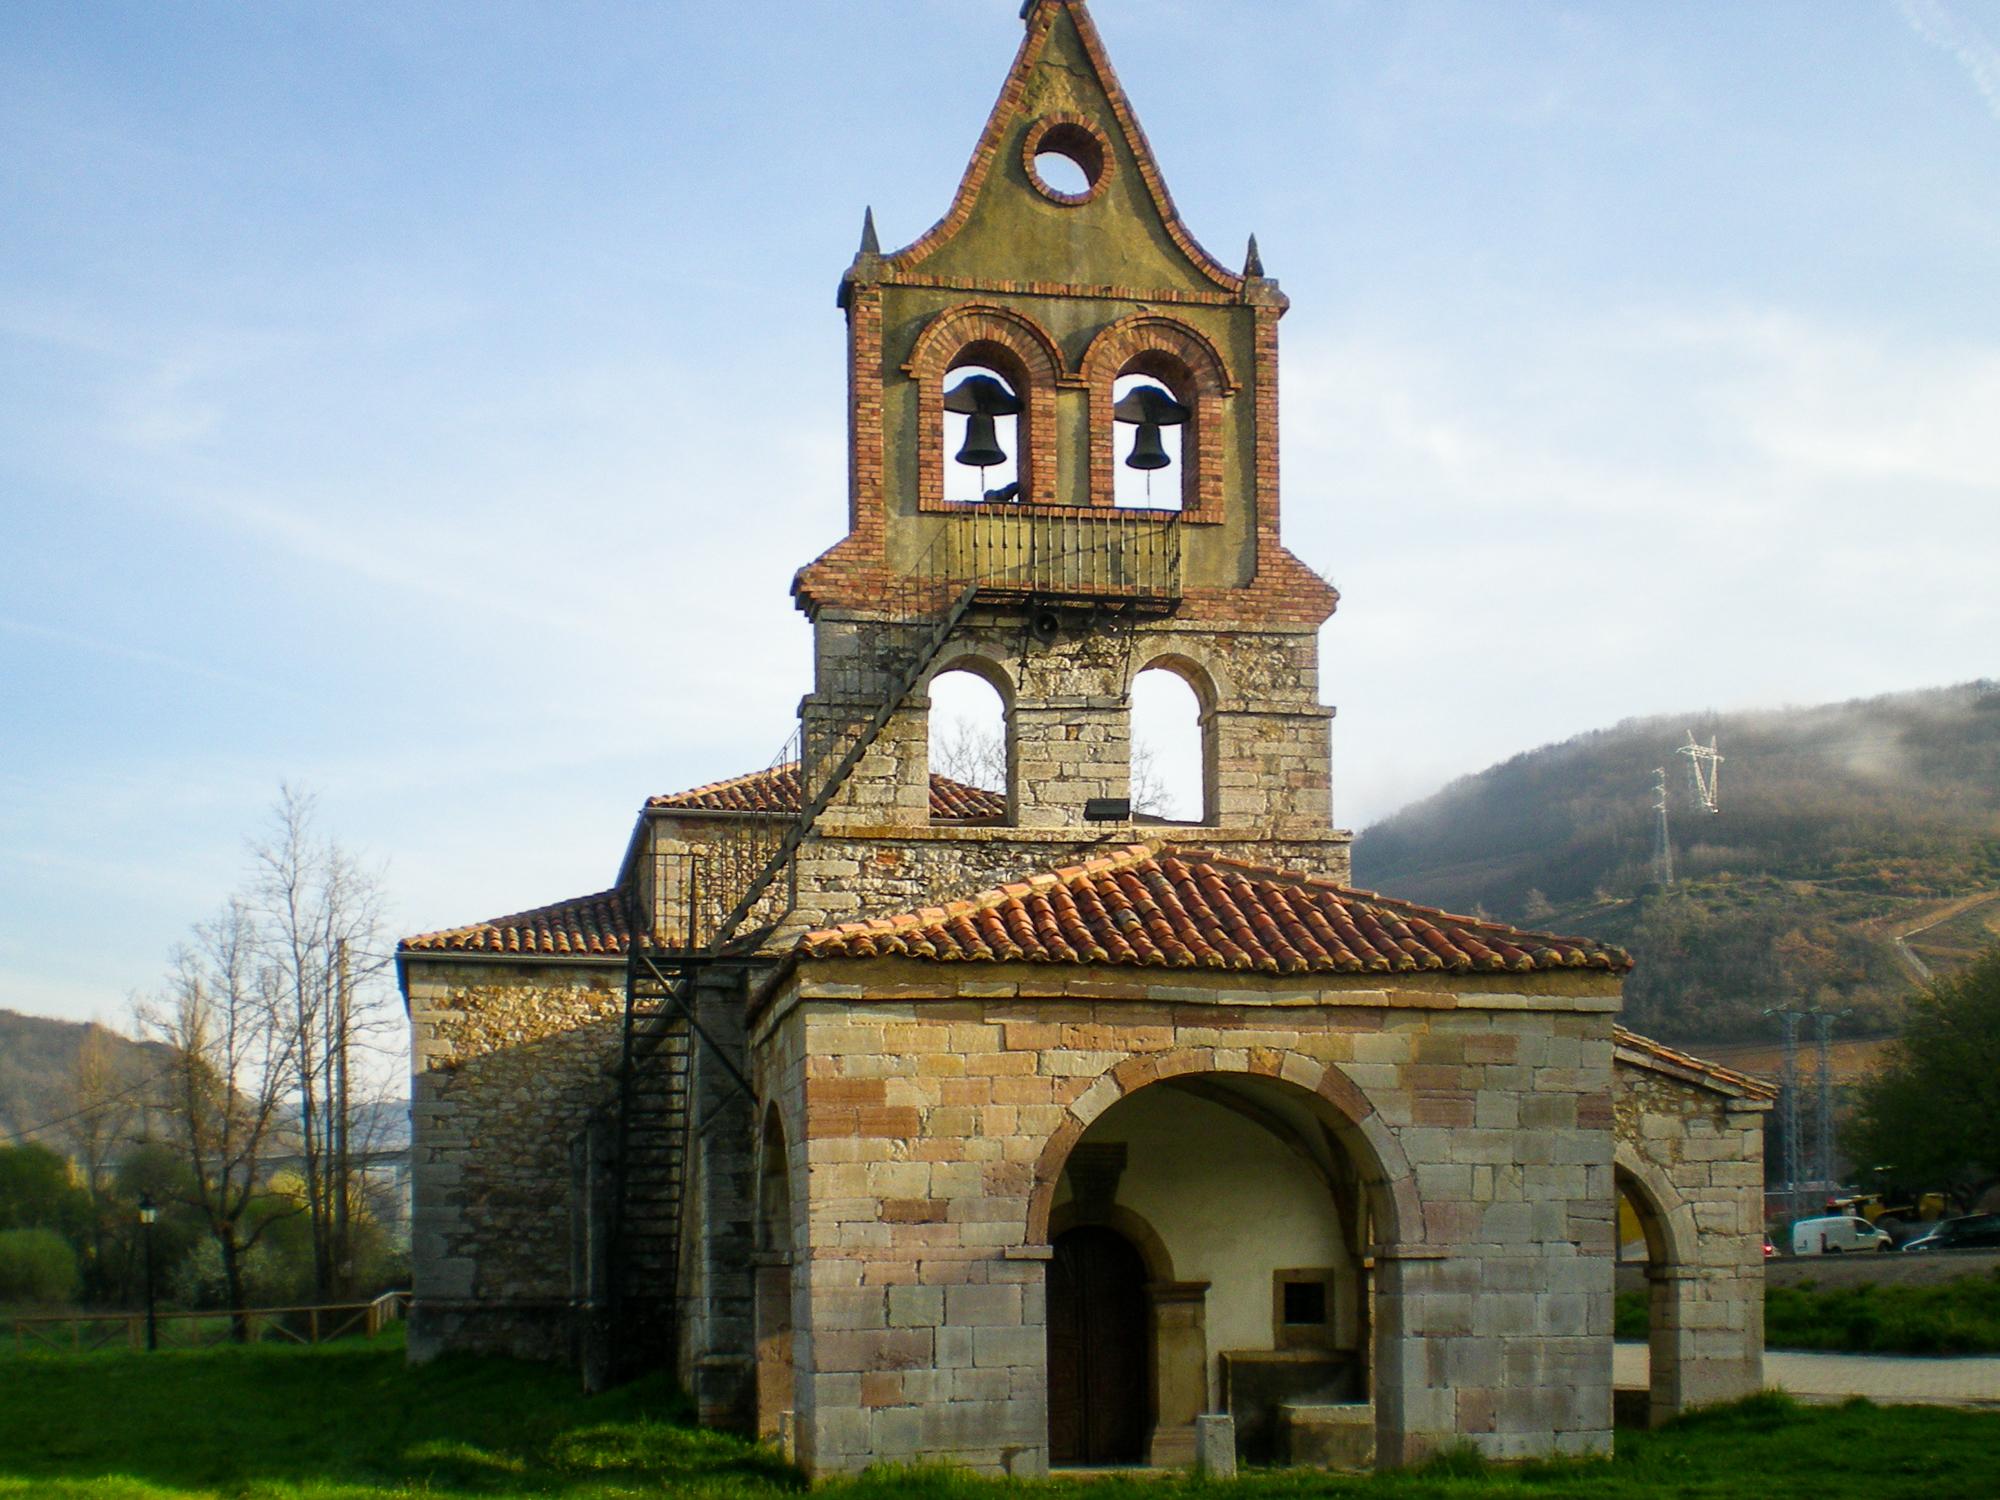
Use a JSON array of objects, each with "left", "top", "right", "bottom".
[{"left": 789, "top": 0, "right": 1344, "bottom": 868}]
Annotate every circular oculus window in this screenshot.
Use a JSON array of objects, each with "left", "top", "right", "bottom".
[{"left": 1023, "top": 115, "right": 1111, "bottom": 206}]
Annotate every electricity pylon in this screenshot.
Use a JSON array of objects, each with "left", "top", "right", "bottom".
[
  {"left": 1679, "top": 731, "right": 1723, "bottom": 814},
  {"left": 1652, "top": 768, "right": 1675, "bottom": 887}
]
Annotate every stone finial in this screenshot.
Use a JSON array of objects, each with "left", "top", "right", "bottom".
[
  {"left": 859, "top": 206, "right": 881, "bottom": 257},
  {"left": 1245, "top": 234, "right": 1265, "bottom": 278}
]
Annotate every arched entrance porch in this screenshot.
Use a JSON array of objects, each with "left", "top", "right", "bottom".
[{"left": 1030, "top": 1051, "right": 1420, "bottom": 1470}]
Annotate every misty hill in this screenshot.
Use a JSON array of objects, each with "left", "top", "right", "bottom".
[
  {"left": 1353, "top": 683, "right": 2000, "bottom": 1044},
  {"left": 0, "top": 1009, "right": 170, "bottom": 1149}
]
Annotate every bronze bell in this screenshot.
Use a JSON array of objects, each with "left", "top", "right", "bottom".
[
  {"left": 1113, "top": 383, "right": 1189, "bottom": 472},
  {"left": 944, "top": 373, "right": 1024, "bottom": 472}
]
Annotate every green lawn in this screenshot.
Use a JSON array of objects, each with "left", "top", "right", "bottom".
[
  {"left": 1, "top": 1337, "right": 1995, "bottom": 1500},
  {"left": 1615, "top": 1270, "right": 2000, "bottom": 1354}
]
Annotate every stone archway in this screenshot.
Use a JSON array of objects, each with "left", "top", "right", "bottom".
[
  {"left": 1029, "top": 1049, "right": 1421, "bottom": 1470},
  {"left": 1615, "top": 1144, "right": 1706, "bottom": 1428},
  {"left": 753, "top": 1105, "right": 796, "bottom": 1447}
]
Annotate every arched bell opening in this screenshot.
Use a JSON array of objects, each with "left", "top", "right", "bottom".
[
  {"left": 926, "top": 661, "right": 1013, "bottom": 823},
  {"left": 942, "top": 354, "right": 1025, "bottom": 504},
  {"left": 1043, "top": 1072, "right": 1381, "bottom": 1469},
  {"left": 753, "top": 1106, "right": 796, "bottom": 1447},
  {"left": 1130, "top": 660, "right": 1214, "bottom": 825},
  {"left": 1113, "top": 368, "right": 1189, "bottom": 510},
  {"left": 1080, "top": 315, "right": 1233, "bottom": 518}
]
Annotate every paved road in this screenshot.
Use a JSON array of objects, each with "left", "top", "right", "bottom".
[{"left": 1615, "top": 1343, "right": 2000, "bottom": 1409}]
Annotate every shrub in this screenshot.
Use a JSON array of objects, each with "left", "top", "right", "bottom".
[{"left": 0, "top": 1227, "right": 81, "bottom": 1305}]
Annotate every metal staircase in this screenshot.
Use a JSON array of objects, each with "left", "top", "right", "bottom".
[{"left": 596, "top": 513, "right": 1183, "bottom": 1379}]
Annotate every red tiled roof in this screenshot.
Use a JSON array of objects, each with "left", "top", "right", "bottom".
[
  {"left": 400, "top": 889, "right": 634, "bottom": 957},
  {"left": 648, "top": 763, "right": 1005, "bottom": 822},
  {"left": 794, "top": 844, "right": 1635, "bottom": 976},
  {"left": 1613, "top": 1027, "right": 1779, "bottom": 1101}
]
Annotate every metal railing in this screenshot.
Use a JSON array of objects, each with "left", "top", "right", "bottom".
[
  {"left": 5, "top": 1290, "right": 411, "bottom": 1354},
  {"left": 933, "top": 510, "right": 1182, "bottom": 604}
]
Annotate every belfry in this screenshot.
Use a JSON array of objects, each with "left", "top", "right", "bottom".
[{"left": 401, "top": 2, "right": 1773, "bottom": 1475}]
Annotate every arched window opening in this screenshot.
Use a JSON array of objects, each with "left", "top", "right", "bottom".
[
  {"left": 929, "top": 667, "right": 1009, "bottom": 817},
  {"left": 1131, "top": 667, "right": 1205, "bottom": 823},
  {"left": 942, "top": 363, "right": 1022, "bottom": 503},
  {"left": 1113, "top": 370, "right": 1188, "bottom": 509}
]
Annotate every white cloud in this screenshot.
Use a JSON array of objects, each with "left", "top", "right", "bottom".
[
  {"left": 1896, "top": 0, "right": 2000, "bottom": 123},
  {"left": 1283, "top": 302, "right": 2000, "bottom": 827}
]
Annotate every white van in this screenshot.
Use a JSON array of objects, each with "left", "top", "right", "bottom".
[{"left": 1790, "top": 1215, "right": 1893, "bottom": 1255}]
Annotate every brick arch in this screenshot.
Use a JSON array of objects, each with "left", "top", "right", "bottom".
[
  {"left": 1026, "top": 1047, "right": 1421, "bottom": 1251},
  {"left": 1614, "top": 1141, "right": 1698, "bottom": 1270},
  {"left": 1081, "top": 314, "right": 1236, "bottom": 519},
  {"left": 907, "top": 304, "right": 1065, "bottom": 510}
]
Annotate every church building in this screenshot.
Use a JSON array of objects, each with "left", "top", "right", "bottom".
[{"left": 399, "top": 1, "right": 1773, "bottom": 1475}]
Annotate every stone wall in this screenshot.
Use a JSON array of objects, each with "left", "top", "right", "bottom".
[
  {"left": 749, "top": 960, "right": 1626, "bottom": 1476},
  {"left": 1612, "top": 1056, "right": 1768, "bottom": 1424},
  {"left": 796, "top": 614, "right": 1336, "bottom": 844},
  {"left": 405, "top": 956, "right": 625, "bottom": 1362}
]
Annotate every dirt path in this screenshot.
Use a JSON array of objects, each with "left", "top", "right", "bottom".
[
  {"left": 1886, "top": 890, "right": 2000, "bottom": 985},
  {"left": 1615, "top": 1343, "right": 2000, "bottom": 1408}
]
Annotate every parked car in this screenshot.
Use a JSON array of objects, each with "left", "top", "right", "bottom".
[
  {"left": 1900, "top": 1213, "right": 2000, "bottom": 1253},
  {"left": 1790, "top": 1214, "right": 1893, "bottom": 1255}
]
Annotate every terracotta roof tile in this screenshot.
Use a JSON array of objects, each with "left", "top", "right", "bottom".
[
  {"left": 648, "top": 763, "right": 1005, "bottom": 822},
  {"left": 795, "top": 844, "right": 1636, "bottom": 977},
  {"left": 1613, "top": 1026, "right": 1779, "bottom": 1101},
  {"left": 400, "top": 889, "right": 633, "bottom": 957}
]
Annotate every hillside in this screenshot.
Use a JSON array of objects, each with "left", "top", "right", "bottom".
[
  {"left": 1353, "top": 683, "right": 2000, "bottom": 1044},
  {"left": 0, "top": 1009, "right": 170, "bottom": 1148}
]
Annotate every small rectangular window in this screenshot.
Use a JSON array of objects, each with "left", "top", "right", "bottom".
[{"left": 1282, "top": 1279, "right": 1327, "bottom": 1326}]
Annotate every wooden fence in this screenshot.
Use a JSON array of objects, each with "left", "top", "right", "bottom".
[{"left": 5, "top": 1289, "right": 411, "bottom": 1354}]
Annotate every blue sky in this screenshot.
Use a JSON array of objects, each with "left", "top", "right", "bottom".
[{"left": 4, "top": 0, "right": 1998, "bottom": 1030}]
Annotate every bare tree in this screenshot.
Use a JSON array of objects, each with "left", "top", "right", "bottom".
[
  {"left": 249, "top": 786, "right": 393, "bottom": 1300},
  {"left": 61, "top": 1026, "right": 140, "bottom": 1296},
  {"left": 931, "top": 715, "right": 1007, "bottom": 792},
  {"left": 136, "top": 901, "right": 298, "bottom": 1331},
  {"left": 1129, "top": 739, "right": 1172, "bottom": 819}
]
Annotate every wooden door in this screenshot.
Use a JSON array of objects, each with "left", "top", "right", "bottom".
[{"left": 1047, "top": 1225, "right": 1150, "bottom": 1465}]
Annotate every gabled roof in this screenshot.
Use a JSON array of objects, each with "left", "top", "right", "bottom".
[
  {"left": 795, "top": 843, "right": 1634, "bottom": 976},
  {"left": 1614, "top": 1027, "right": 1780, "bottom": 1102},
  {"left": 648, "top": 763, "right": 1005, "bottom": 822},
  {"left": 400, "top": 889, "right": 633, "bottom": 958},
  {"left": 885, "top": 0, "right": 1241, "bottom": 292}
]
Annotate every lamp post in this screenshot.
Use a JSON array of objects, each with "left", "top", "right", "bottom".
[{"left": 137, "top": 1192, "right": 159, "bottom": 1353}]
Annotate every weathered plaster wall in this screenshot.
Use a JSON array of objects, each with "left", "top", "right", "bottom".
[{"left": 405, "top": 957, "right": 624, "bottom": 1361}]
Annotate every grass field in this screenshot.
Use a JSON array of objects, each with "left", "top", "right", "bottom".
[
  {"left": 1615, "top": 1270, "right": 2000, "bottom": 1354},
  {"left": 3, "top": 1336, "right": 1998, "bottom": 1500}
]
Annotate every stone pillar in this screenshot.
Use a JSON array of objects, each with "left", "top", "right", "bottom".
[
  {"left": 1370, "top": 1249, "right": 1458, "bottom": 1467},
  {"left": 1011, "top": 701, "right": 1130, "bottom": 828},
  {"left": 805, "top": 615, "right": 933, "bottom": 833},
  {"left": 1148, "top": 1282, "right": 1210, "bottom": 1466},
  {"left": 1194, "top": 1414, "right": 1237, "bottom": 1478},
  {"left": 1210, "top": 706, "right": 1333, "bottom": 835},
  {"left": 754, "top": 1254, "right": 796, "bottom": 1441}
]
